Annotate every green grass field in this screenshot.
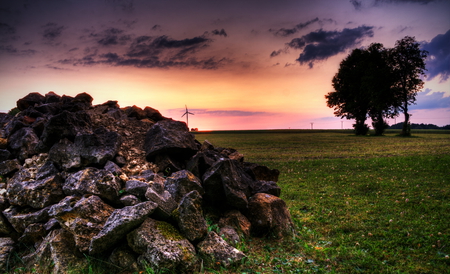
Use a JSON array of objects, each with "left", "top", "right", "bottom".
[{"left": 194, "top": 130, "right": 450, "bottom": 273}]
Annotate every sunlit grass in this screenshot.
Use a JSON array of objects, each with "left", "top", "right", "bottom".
[{"left": 195, "top": 130, "right": 450, "bottom": 273}]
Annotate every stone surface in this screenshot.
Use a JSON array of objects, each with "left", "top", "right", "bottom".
[
  {"left": 89, "top": 201, "right": 158, "bottom": 255},
  {"left": 246, "top": 193, "right": 294, "bottom": 238},
  {"left": 202, "top": 159, "right": 253, "bottom": 209},
  {"left": 250, "top": 180, "right": 281, "bottom": 197},
  {"left": 173, "top": 190, "right": 207, "bottom": 242},
  {"left": 165, "top": 170, "right": 204, "bottom": 203},
  {"left": 196, "top": 231, "right": 246, "bottom": 267},
  {"left": 125, "top": 180, "right": 149, "bottom": 199},
  {"left": 218, "top": 226, "right": 240, "bottom": 247},
  {"left": 218, "top": 210, "right": 251, "bottom": 237},
  {"left": 49, "top": 195, "right": 114, "bottom": 253},
  {"left": 0, "top": 237, "right": 15, "bottom": 270},
  {"left": 127, "top": 218, "right": 197, "bottom": 273},
  {"left": 242, "top": 162, "right": 280, "bottom": 182},
  {"left": 8, "top": 127, "right": 39, "bottom": 161},
  {"left": 144, "top": 181, "right": 177, "bottom": 220},
  {"left": 17, "top": 92, "right": 45, "bottom": 111},
  {"left": 144, "top": 119, "right": 198, "bottom": 168},
  {"left": 3, "top": 206, "right": 50, "bottom": 234},
  {"left": 63, "top": 167, "right": 122, "bottom": 203},
  {"left": 0, "top": 159, "right": 20, "bottom": 176},
  {"left": 108, "top": 244, "right": 140, "bottom": 272}
]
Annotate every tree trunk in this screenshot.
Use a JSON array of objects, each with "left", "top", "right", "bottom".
[{"left": 401, "top": 102, "right": 410, "bottom": 136}]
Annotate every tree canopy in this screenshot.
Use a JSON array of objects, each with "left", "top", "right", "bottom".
[{"left": 326, "top": 36, "right": 427, "bottom": 135}]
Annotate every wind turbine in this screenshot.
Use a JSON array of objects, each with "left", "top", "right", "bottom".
[{"left": 181, "top": 105, "right": 194, "bottom": 129}]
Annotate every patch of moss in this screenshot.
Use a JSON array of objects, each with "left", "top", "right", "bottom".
[{"left": 155, "top": 220, "right": 184, "bottom": 241}]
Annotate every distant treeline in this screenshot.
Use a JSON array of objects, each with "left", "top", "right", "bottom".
[{"left": 389, "top": 122, "right": 450, "bottom": 130}]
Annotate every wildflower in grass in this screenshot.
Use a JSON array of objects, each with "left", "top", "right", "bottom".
[
  {"left": 368, "top": 232, "right": 373, "bottom": 237},
  {"left": 405, "top": 198, "right": 409, "bottom": 202},
  {"left": 389, "top": 219, "right": 393, "bottom": 223}
]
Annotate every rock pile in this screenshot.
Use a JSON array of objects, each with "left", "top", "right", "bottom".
[{"left": 0, "top": 92, "right": 294, "bottom": 273}]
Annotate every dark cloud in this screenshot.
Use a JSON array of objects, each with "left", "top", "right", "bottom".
[
  {"left": 350, "top": 0, "right": 363, "bottom": 10},
  {"left": 211, "top": 29, "right": 227, "bottom": 37},
  {"left": 422, "top": 29, "right": 450, "bottom": 82},
  {"left": 58, "top": 34, "right": 230, "bottom": 70},
  {"left": 411, "top": 89, "right": 450, "bottom": 110},
  {"left": 0, "top": 22, "right": 15, "bottom": 35},
  {"left": 42, "top": 22, "right": 64, "bottom": 40},
  {"left": 375, "top": 0, "right": 436, "bottom": 4},
  {"left": 152, "top": 25, "right": 162, "bottom": 31},
  {"left": 282, "top": 26, "right": 374, "bottom": 68},
  {"left": 91, "top": 28, "right": 131, "bottom": 46},
  {"left": 0, "top": 44, "right": 36, "bottom": 55},
  {"left": 270, "top": 18, "right": 321, "bottom": 37}
]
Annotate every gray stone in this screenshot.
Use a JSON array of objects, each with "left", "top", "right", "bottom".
[
  {"left": 120, "top": 194, "right": 140, "bottom": 206},
  {"left": 63, "top": 167, "right": 122, "bottom": 203},
  {"left": 0, "top": 237, "right": 15, "bottom": 270},
  {"left": 89, "top": 201, "right": 158, "bottom": 255},
  {"left": 125, "top": 180, "right": 149, "bottom": 199},
  {"left": 197, "top": 231, "right": 246, "bottom": 267},
  {"left": 8, "top": 127, "right": 39, "bottom": 161},
  {"left": 3, "top": 206, "right": 50, "bottom": 234},
  {"left": 173, "top": 190, "right": 207, "bottom": 242},
  {"left": 127, "top": 218, "right": 197, "bottom": 273},
  {"left": 49, "top": 195, "right": 114, "bottom": 253},
  {"left": 245, "top": 193, "right": 294, "bottom": 238},
  {"left": 144, "top": 181, "right": 177, "bottom": 220},
  {"left": 0, "top": 159, "right": 20, "bottom": 176},
  {"left": 165, "top": 170, "right": 204, "bottom": 203}
]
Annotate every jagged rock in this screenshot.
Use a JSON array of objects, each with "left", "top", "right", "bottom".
[
  {"left": 49, "top": 127, "right": 121, "bottom": 170},
  {"left": 6, "top": 173, "right": 64, "bottom": 209},
  {"left": 8, "top": 127, "right": 39, "bottom": 161},
  {"left": 246, "top": 193, "right": 294, "bottom": 238},
  {"left": 202, "top": 159, "right": 253, "bottom": 210},
  {"left": 124, "top": 105, "right": 147, "bottom": 120},
  {"left": 218, "top": 210, "right": 251, "bottom": 238},
  {"left": 242, "top": 162, "right": 280, "bottom": 182},
  {"left": 120, "top": 194, "right": 140, "bottom": 206},
  {"left": 125, "top": 180, "right": 149, "bottom": 199},
  {"left": 186, "top": 149, "right": 223, "bottom": 179},
  {"left": 0, "top": 159, "right": 20, "bottom": 176},
  {"left": 44, "top": 91, "right": 61, "bottom": 103},
  {"left": 17, "top": 92, "right": 45, "bottom": 111},
  {"left": 109, "top": 244, "right": 140, "bottom": 272},
  {"left": 218, "top": 226, "right": 240, "bottom": 247},
  {"left": 89, "top": 201, "right": 158, "bottom": 255},
  {"left": 127, "top": 218, "right": 197, "bottom": 273},
  {"left": 165, "top": 170, "right": 204, "bottom": 203},
  {"left": 3, "top": 206, "right": 50, "bottom": 234},
  {"left": 197, "top": 231, "right": 246, "bottom": 267},
  {"left": 251, "top": 180, "right": 281, "bottom": 197},
  {"left": 44, "top": 218, "right": 60, "bottom": 231},
  {"left": 0, "top": 140, "right": 7, "bottom": 150},
  {"left": 23, "top": 228, "right": 87, "bottom": 274},
  {"left": 38, "top": 110, "right": 91, "bottom": 151},
  {"left": 18, "top": 223, "right": 46, "bottom": 245},
  {"left": 63, "top": 167, "right": 122, "bottom": 203},
  {"left": 144, "top": 119, "right": 198, "bottom": 171},
  {"left": 144, "top": 106, "right": 165, "bottom": 122},
  {"left": 173, "top": 190, "right": 207, "bottom": 242},
  {"left": 144, "top": 180, "right": 177, "bottom": 220},
  {"left": 49, "top": 195, "right": 114, "bottom": 253},
  {"left": 0, "top": 237, "right": 15, "bottom": 270}
]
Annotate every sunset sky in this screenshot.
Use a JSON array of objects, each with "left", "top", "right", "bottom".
[{"left": 1, "top": 0, "right": 449, "bottom": 130}]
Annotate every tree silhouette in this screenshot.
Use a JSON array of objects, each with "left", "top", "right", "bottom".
[{"left": 389, "top": 36, "right": 428, "bottom": 136}]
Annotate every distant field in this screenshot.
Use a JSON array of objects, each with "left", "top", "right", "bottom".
[{"left": 194, "top": 130, "right": 450, "bottom": 273}]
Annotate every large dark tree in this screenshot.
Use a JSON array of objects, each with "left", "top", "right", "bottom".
[
  {"left": 327, "top": 48, "right": 371, "bottom": 135},
  {"left": 389, "top": 36, "right": 428, "bottom": 136},
  {"left": 326, "top": 43, "right": 395, "bottom": 135}
]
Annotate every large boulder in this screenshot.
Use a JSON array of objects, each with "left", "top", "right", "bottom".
[
  {"left": 165, "top": 170, "right": 204, "bottom": 203},
  {"left": 3, "top": 206, "right": 51, "bottom": 234},
  {"left": 23, "top": 229, "right": 87, "bottom": 274},
  {"left": 144, "top": 119, "right": 198, "bottom": 172},
  {"left": 38, "top": 110, "right": 91, "bottom": 151},
  {"left": 89, "top": 201, "right": 158, "bottom": 255},
  {"left": 16, "top": 92, "right": 45, "bottom": 111},
  {"left": 218, "top": 210, "right": 251, "bottom": 238},
  {"left": 49, "top": 127, "right": 121, "bottom": 170},
  {"left": 196, "top": 231, "right": 246, "bottom": 267},
  {"left": 49, "top": 195, "right": 114, "bottom": 253},
  {"left": 202, "top": 159, "right": 253, "bottom": 210},
  {"left": 173, "top": 190, "right": 207, "bottom": 242},
  {"left": 8, "top": 127, "right": 39, "bottom": 161},
  {"left": 144, "top": 180, "right": 177, "bottom": 220},
  {"left": 127, "top": 218, "right": 198, "bottom": 273},
  {"left": 63, "top": 167, "right": 122, "bottom": 203},
  {"left": 245, "top": 193, "right": 294, "bottom": 238}
]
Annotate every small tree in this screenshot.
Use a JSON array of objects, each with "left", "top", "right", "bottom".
[{"left": 389, "top": 36, "right": 428, "bottom": 136}]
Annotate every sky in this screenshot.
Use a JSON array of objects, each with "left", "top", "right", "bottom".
[{"left": 0, "top": 0, "right": 449, "bottom": 130}]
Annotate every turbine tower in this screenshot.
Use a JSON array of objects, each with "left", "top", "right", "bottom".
[{"left": 181, "top": 105, "right": 194, "bottom": 129}]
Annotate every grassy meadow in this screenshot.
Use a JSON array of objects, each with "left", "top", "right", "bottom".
[{"left": 194, "top": 129, "right": 450, "bottom": 273}]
